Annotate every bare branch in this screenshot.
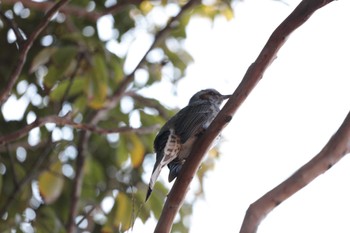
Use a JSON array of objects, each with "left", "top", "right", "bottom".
[
  {"left": 0, "top": 141, "right": 56, "bottom": 217},
  {"left": 154, "top": 0, "right": 335, "bottom": 232},
  {"left": 66, "top": 130, "right": 89, "bottom": 233},
  {"left": 0, "top": 115, "right": 160, "bottom": 146},
  {"left": 0, "top": 0, "right": 70, "bottom": 106},
  {"left": 239, "top": 110, "right": 350, "bottom": 233},
  {"left": 0, "top": 10, "right": 25, "bottom": 44}
]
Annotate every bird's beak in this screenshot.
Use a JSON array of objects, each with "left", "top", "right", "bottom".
[{"left": 221, "top": 94, "right": 231, "bottom": 100}]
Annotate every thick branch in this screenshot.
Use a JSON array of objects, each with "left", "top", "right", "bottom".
[
  {"left": 0, "top": 0, "right": 71, "bottom": 106},
  {"left": 240, "top": 111, "right": 350, "bottom": 233},
  {"left": 154, "top": 0, "right": 334, "bottom": 232},
  {"left": 0, "top": 115, "right": 159, "bottom": 146}
]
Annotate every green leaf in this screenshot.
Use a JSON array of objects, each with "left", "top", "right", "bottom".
[
  {"left": 82, "top": 157, "right": 105, "bottom": 200},
  {"left": 116, "top": 135, "right": 129, "bottom": 167},
  {"left": 44, "top": 66, "right": 60, "bottom": 88},
  {"left": 38, "top": 161, "right": 64, "bottom": 204},
  {"left": 113, "top": 192, "right": 132, "bottom": 231},
  {"left": 88, "top": 54, "right": 108, "bottom": 109},
  {"left": 30, "top": 47, "right": 58, "bottom": 73},
  {"left": 34, "top": 206, "right": 64, "bottom": 233},
  {"left": 148, "top": 182, "right": 168, "bottom": 219},
  {"left": 52, "top": 46, "right": 77, "bottom": 72},
  {"left": 49, "top": 77, "right": 86, "bottom": 101}
]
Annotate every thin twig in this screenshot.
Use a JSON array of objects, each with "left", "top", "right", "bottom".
[
  {"left": 0, "top": 115, "right": 160, "bottom": 146},
  {"left": 0, "top": 0, "right": 71, "bottom": 106},
  {"left": 154, "top": 0, "right": 335, "bottom": 232},
  {"left": 0, "top": 141, "right": 56, "bottom": 217},
  {"left": 90, "top": 0, "right": 201, "bottom": 125},
  {"left": 0, "top": 10, "right": 25, "bottom": 45},
  {"left": 66, "top": 130, "right": 89, "bottom": 233}
]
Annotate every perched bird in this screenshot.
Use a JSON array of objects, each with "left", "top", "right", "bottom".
[{"left": 145, "top": 89, "right": 231, "bottom": 201}]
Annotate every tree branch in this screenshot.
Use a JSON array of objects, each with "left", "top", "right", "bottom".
[
  {"left": 0, "top": 115, "right": 160, "bottom": 146},
  {"left": 60, "top": 1, "right": 198, "bottom": 231},
  {"left": 66, "top": 130, "right": 89, "bottom": 233},
  {"left": 0, "top": 0, "right": 70, "bottom": 106},
  {"left": 0, "top": 10, "right": 25, "bottom": 44},
  {"left": 239, "top": 111, "right": 350, "bottom": 233},
  {"left": 154, "top": 0, "right": 334, "bottom": 232},
  {"left": 0, "top": 141, "right": 56, "bottom": 217}
]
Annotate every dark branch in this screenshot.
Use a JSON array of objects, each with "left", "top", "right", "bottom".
[
  {"left": 0, "top": 10, "right": 25, "bottom": 45},
  {"left": 154, "top": 0, "right": 335, "bottom": 232},
  {"left": 66, "top": 130, "right": 89, "bottom": 233},
  {"left": 239, "top": 110, "right": 350, "bottom": 233}
]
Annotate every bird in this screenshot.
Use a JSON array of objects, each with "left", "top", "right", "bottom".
[{"left": 145, "top": 89, "right": 231, "bottom": 201}]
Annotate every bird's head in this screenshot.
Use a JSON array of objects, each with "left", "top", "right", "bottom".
[{"left": 189, "top": 89, "right": 231, "bottom": 106}]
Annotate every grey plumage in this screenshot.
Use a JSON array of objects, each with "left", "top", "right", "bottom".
[{"left": 145, "top": 89, "right": 231, "bottom": 201}]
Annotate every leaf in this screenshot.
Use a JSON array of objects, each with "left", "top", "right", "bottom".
[
  {"left": 148, "top": 182, "right": 169, "bottom": 219},
  {"left": 222, "top": 6, "right": 234, "bottom": 20},
  {"left": 52, "top": 46, "right": 77, "bottom": 72},
  {"left": 38, "top": 161, "right": 64, "bottom": 204},
  {"left": 82, "top": 157, "right": 105, "bottom": 200},
  {"left": 44, "top": 66, "right": 60, "bottom": 88},
  {"left": 49, "top": 77, "right": 86, "bottom": 101},
  {"left": 116, "top": 135, "right": 129, "bottom": 167},
  {"left": 30, "top": 47, "right": 58, "bottom": 73},
  {"left": 128, "top": 134, "right": 145, "bottom": 168},
  {"left": 113, "top": 193, "right": 132, "bottom": 231},
  {"left": 88, "top": 55, "right": 108, "bottom": 109}
]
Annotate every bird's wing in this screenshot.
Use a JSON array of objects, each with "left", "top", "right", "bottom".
[
  {"left": 173, "top": 102, "right": 213, "bottom": 143},
  {"left": 146, "top": 128, "right": 181, "bottom": 201}
]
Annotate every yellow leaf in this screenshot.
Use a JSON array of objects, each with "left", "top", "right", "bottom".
[
  {"left": 114, "top": 193, "right": 132, "bottom": 231},
  {"left": 38, "top": 161, "right": 64, "bottom": 204},
  {"left": 222, "top": 7, "right": 234, "bottom": 21},
  {"left": 140, "top": 1, "right": 153, "bottom": 14},
  {"left": 129, "top": 134, "right": 145, "bottom": 168}
]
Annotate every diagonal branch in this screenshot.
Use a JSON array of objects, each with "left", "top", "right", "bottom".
[
  {"left": 0, "top": 0, "right": 71, "bottom": 106},
  {"left": 0, "top": 115, "right": 159, "bottom": 146},
  {"left": 239, "top": 110, "right": 350, "bottom": 233},
  {"left": 154, "top": 0, "right": 335, "bottom": 232},
  {"left": 0, "top": 10, "right": 25, "bottom": 44}
]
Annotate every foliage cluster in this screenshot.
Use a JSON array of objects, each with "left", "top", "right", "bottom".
[{"left": 0, "top": 0, "right": 234, "bottom": 232}]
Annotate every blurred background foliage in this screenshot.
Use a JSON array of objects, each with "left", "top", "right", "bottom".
[{"left": 0, "top": 0, "right": 234, "bottom": 232}]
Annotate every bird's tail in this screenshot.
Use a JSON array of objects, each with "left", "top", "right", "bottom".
[
  {"left": 145, "top": 161, "right": 162, "bottom": 201},
  {"left": 168, "top": 159, "right": 184, "bottom": 182}
]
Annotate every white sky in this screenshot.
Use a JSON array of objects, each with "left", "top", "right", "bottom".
[{"left": 135, "top": 0, "right": 350, "bottom": 232}]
